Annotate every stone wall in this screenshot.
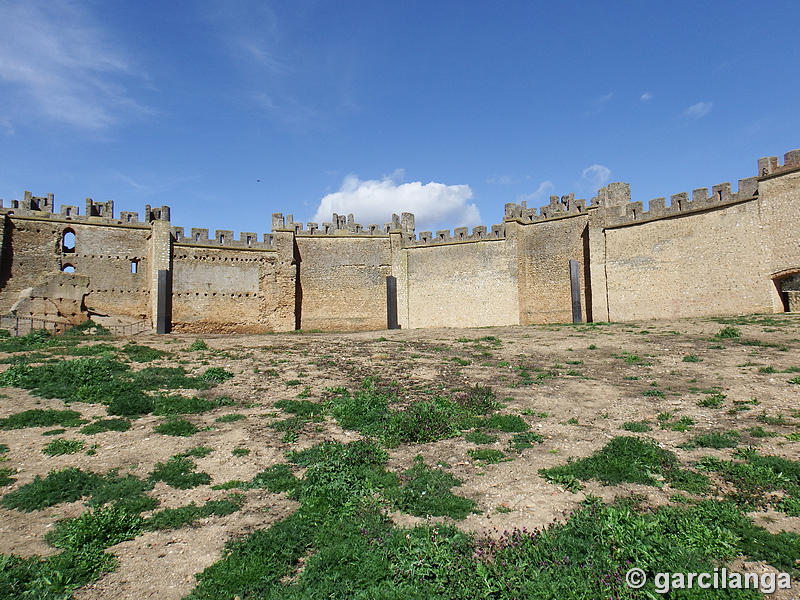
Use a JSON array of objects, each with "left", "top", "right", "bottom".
[
  {"left": 403, "top": 238, "right": 519, "bottom": 329},
  {"left": 1, "top": 147, "right": 799, "bottom": 333},
  {"left": 294, "top": 235, "right": 392, "bottom": 331}
]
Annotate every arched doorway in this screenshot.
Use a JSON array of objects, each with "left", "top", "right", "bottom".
[{"left": 773, "top": 271, "right": 800, "bottom": 312}]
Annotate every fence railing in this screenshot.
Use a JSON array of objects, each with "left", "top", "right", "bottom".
[{"left": 0, "top": 315, "right": 151, "bottom": 337}]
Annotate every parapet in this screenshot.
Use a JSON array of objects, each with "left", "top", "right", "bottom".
[
  {"left": 0, "top": 192, "right": 164, "bottom": 227},
  {"left": 407, "top": 223, "right": 505, "bottom": 246},
  {"left": 599, "top": 176, "right": 759, "bottom": 227},
  {"left": 271, "top": 211, "right": 416, "bottom": 236},
  {"left": 504, "top": 192, "right": 589, "bottom": 223},
  {"left": 758, "top": 149, "right": 800, "bottom": 178},
  {"left": 172, "top": 227, "right": 275, "bottom": 248}
]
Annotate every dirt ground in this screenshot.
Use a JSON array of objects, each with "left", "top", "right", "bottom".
[{"left": 0, "top": 314, "right": 799, "bottom": 599}]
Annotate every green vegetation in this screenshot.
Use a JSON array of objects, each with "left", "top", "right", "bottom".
[
  {"left": 200, "top": 367, "right": 234, "bottom": 383},
  {"left": 42, "top": 439, "right": 85, "bottom": 456},
  {"left": 540, "top": 436, "right": 709, "bottom": 494},
  {"left": 187, "top": 339, "right": 209, "bottom": 351},
  {"left": 0, "top": 409, "right": 85, "bottom": 430},
  {"left": 658, "top": 412, "right": 695, "bottom": 432},
  {"left": 697, "top": 392, "right": 726, "bottom": 408},
  {"left": 680, "top": 431, "right": 740, "bottom": 449},
  {"left": 80, "top": 418, "right": 131, "bottom": 435},
  {"left": 153, "top": 394, "right": 231, "bottom": 415},
  {"left": 716, "top": 326, "right": 741, "bottom": 339},
  {"left": 682, "top": 354, "right": 702, "bottom": 362},
  {"left": 464, "top": 430, "right": 497, "bottom": 444},
  {"left": 144, "top": 495, "right": 243, "bottom": 530},
  {"left": 509, "top": 431, "right": 544, "bottom": 450},
  {"left": 622, "top": 420, "right": 652, "bottom": 432},
  {"left": 387, "top": 456, "right": 477, "bottom": 519},
  {"left": 148, "top": 456, "right": 211, "bottom": 489},
  {"left": 0, "top": 468, "right": 15, "bottom": 487},
  {"left": 231, "top": 448, "right": 250, "bottom": 457},
  {"left": 119, "top": 343, "right": 168, "bottom": 362},
  {"left": 153, "top": 418, "right": 199, "bottom": 437},
  {"left": 468, "top": 448, "right": 507, "bottom": 464},
  {"left": 215, "top": 413, "right": 245, "bottom": 423}
]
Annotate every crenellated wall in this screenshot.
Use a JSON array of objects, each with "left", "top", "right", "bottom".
[{"left": 1, "top": 147, "right": 799, "bottom": 332}]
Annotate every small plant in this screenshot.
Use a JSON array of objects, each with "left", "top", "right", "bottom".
[
  {"left": 509, "top": 432, "right": 544, "bottom": 450},
  {"left": 201, "top": 367, "right": 234, "bottom": 383},
  {"left": 154, "top": 418, "right": 199, "bottom": 437},
  {"left": 747, "top": 426, "right": 777, "bottom": 438},
  {"left": 480, "top": 414, "right": 529, "bottom": 432},
  {"left": 42, "top": 438, "right": 85, "bottom": 456},
  {"left": 149, "top": 456, "right": 211, "bottom": 489},
  {"left": 188, "top": 339, "right": 209, "bottom": 351},
  {"left": 697, "top": 392, "right": 726, "bottom": 408},
  {"left": 387, "top": 456, "right": 478, "bottom": 519},
  {"left": 232, "top": 448, "right": 250, "bottom": 457},
  {"left": 216, "top": 413, "right": 245, "bottom": 423},
  {"left": 467, "top": 448, "right": 507, "bottom": 464},
  {"left": 622, "top": 420, "right": 652, "bottom": 432},
  {"left": 80, "top": 418, "right": 131, "bottom": 435},
  {"left": 680, "top": 431, "right": 740, "bottom": 450},
  {"left": 0, "top": 467, "right": 16, "bottom": 486},
  {"left": 642, "top": 389, "right": 665, "bottom": 398},
  {"left": 682, "top": 354, "right": 702, "bottom": 362},
  {"left": 716, "top": 326, "right": 741, "bottom": 339},
  {"left": 464, "top": 431, "right": 497, "bottom": 444}
]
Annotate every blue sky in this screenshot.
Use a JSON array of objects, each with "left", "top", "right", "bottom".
[{"left": 1, "top": 0, "right": 798, "bottom": 235}]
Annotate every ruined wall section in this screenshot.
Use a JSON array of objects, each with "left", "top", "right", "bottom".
[
  {"left": 597, "top": 172, "right": 771, "bottom": 321},
  {"left": 0, "top": 201, "right": 151, "bottom": 320},
  {"left": 170, "top": 244, "right": 280, "bottom": 333}
]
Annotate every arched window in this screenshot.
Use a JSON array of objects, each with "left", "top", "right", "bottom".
[
  {"left": 62, "top": 264, "right": 75, "bottom": 273},
  {"left": 62, "top": 228, "right": 76, "bottom": 253}
]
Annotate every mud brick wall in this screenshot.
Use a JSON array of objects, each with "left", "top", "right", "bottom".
[
  {"left": 514, "top": 214, "right": 590, "bottom": 324},
  {"left": 0, "top": 217, "right": 150, "bottom": 319},
  {"left": 294, "top": 235, "right": 392, "bottom": 331},
  {"left": 171, "top": 245, "right": 281, "bottom": 333},
  {"left": 403, "top": 239, "right": 518, "bottom": 329},
  {"left": 603, "top": 198, "right": 769, "bottom": 320}
]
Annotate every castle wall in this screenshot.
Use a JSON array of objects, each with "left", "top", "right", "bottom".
[
  {"left": 514, "top": 214, "right": 590, "bottom": 324},
  {"left": 294, "top": 235, "right": 392, "bottom": 331},
  {"left": 403, "top": 238, "right": 518, "bottom": 329},
  {"left": 171, "top": 245, "right": 279, "bottom": 333},
  {"left": 602, "top": 198, "right": 770, "bottom": 321},
  {"left": 0, "top": 216, "right": 150, "bottom": 320}
]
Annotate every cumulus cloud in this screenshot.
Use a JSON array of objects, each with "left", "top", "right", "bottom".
[
  {"left": 312, "top": 173, "right": 480, "bottom": 232},
  {"left": 580, "top": 164, "right": 611, "bottom": 191},
  {"left": 640, "top": 91, "right": 653, "bottom": 101},
  {"left": 684, "top": 101, "right": 713, "bottom": 119},
  {"left": 516, "top": 180, "right": 555, "bottom": 204},
  {"left": 0, "top": 1, "right": 149, "bottom": 130}
]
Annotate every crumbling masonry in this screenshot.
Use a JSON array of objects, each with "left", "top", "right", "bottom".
[{"left": 1, "top": 149, "right": 799, "bottom": 333}]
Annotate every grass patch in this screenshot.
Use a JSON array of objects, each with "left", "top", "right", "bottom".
[
  {"left": 187, "top": 339, "right": 209, "bottom": 351},
  {"left": 682, "top": 354, "right": 702, "bottom": 362},
  {"left": 387, "top": 456, "right": 477, "bottom": 519},
  {"left": 80, "top": 418, "right": 131, "bottom": 435},
  {"left": 464, "top": 430, "right": 497, "bottom": 444},
  {"left": 622, "top": 420, "right": 652, "bottom": 432},
  {"left": 467, "top": 448, "right": 508, "bottom": 464},
  {"left": 148, "top": 456, "right": 211, "bottom": 489},
  {"left": 0, "top": 409, "right": 85, "bottom": 430},
  {"left": 153, "top": 418, "right": 199, "bottom": 437},
  {"left": 540, "top": 436, "right": 709, "bottom": 493},
  {"left": 42, "top": 439, "right": 85, "bottom": 456},
  {"left": 201, "top": 367, "right": 234, "bottom": 383},
  {"left": 215, "top": 413, "right": 245, "bottom": 423},
  {"left": 153, "top": 394, "right": 231, "bottom": 415},
  {"left": 697, "top": 392, "right": 726, "bottom": 408},
  {"left": 680, "top": 431, "right": 740, "bottom": 450},
  {"left": 509, "top": 431, "right": 544, "bottom": 450},
  {"left": 120, "top": 343, "right": 168, "bottom": 363},
  {"left": 716, "top": 326, "right": 741, "bottom": 338},
  {"left": 145, "top": 495, "right": 243, "bottom": 530}
]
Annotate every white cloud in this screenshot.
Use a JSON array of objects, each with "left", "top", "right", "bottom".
[
  {"left": 516, "top": 180, "right": 555, "bottom": 204},
  {"left": 580, "top": 164, "right": 611, "bottom": 191},
  {"left": 312, "top": 173, "right": 480, "bottom": 232},
  {"left": 640, "top": 92, "right": 653, "bottom": 102},
  {"left": 0, "top": 1, "right": 149, "bottom": 130},
  {"left": 684, "top": 101, "right": 713, "bottom": 119}
]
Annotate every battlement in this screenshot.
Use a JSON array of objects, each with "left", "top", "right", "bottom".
[
  {"left": 272, "top": 211, "right": 416, "bottom": 236},
  {"left": 504, "top": 192, "right": 589, "bottom": 223},
  {"left": 0, "top": 192, "right": 170, "bottom": 226},
  {"left": 598, "top": 176, "right": 759, "bottom": 227},
  {"left": 758, "top": 149, "right": 800, "bottom": 178},
  {"left": 172, "top": 227, "right": 275, "bottom": 248}
]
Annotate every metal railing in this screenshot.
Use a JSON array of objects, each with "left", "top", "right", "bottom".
[{"left": 0, "top": 315, "right": 151, "bottom": 337}]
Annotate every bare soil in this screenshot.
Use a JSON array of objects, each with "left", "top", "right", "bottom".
[{"left": 1, "top": 314, "right": 799, "bottom": 599}]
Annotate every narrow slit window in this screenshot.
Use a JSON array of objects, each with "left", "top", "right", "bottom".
[{"left": 131, "top": 260, "right": 138, "bottom": 274}]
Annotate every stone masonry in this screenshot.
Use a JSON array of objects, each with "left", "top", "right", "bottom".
[{"left": 1, "top": 148, "right": 799, "bottom": 332}]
